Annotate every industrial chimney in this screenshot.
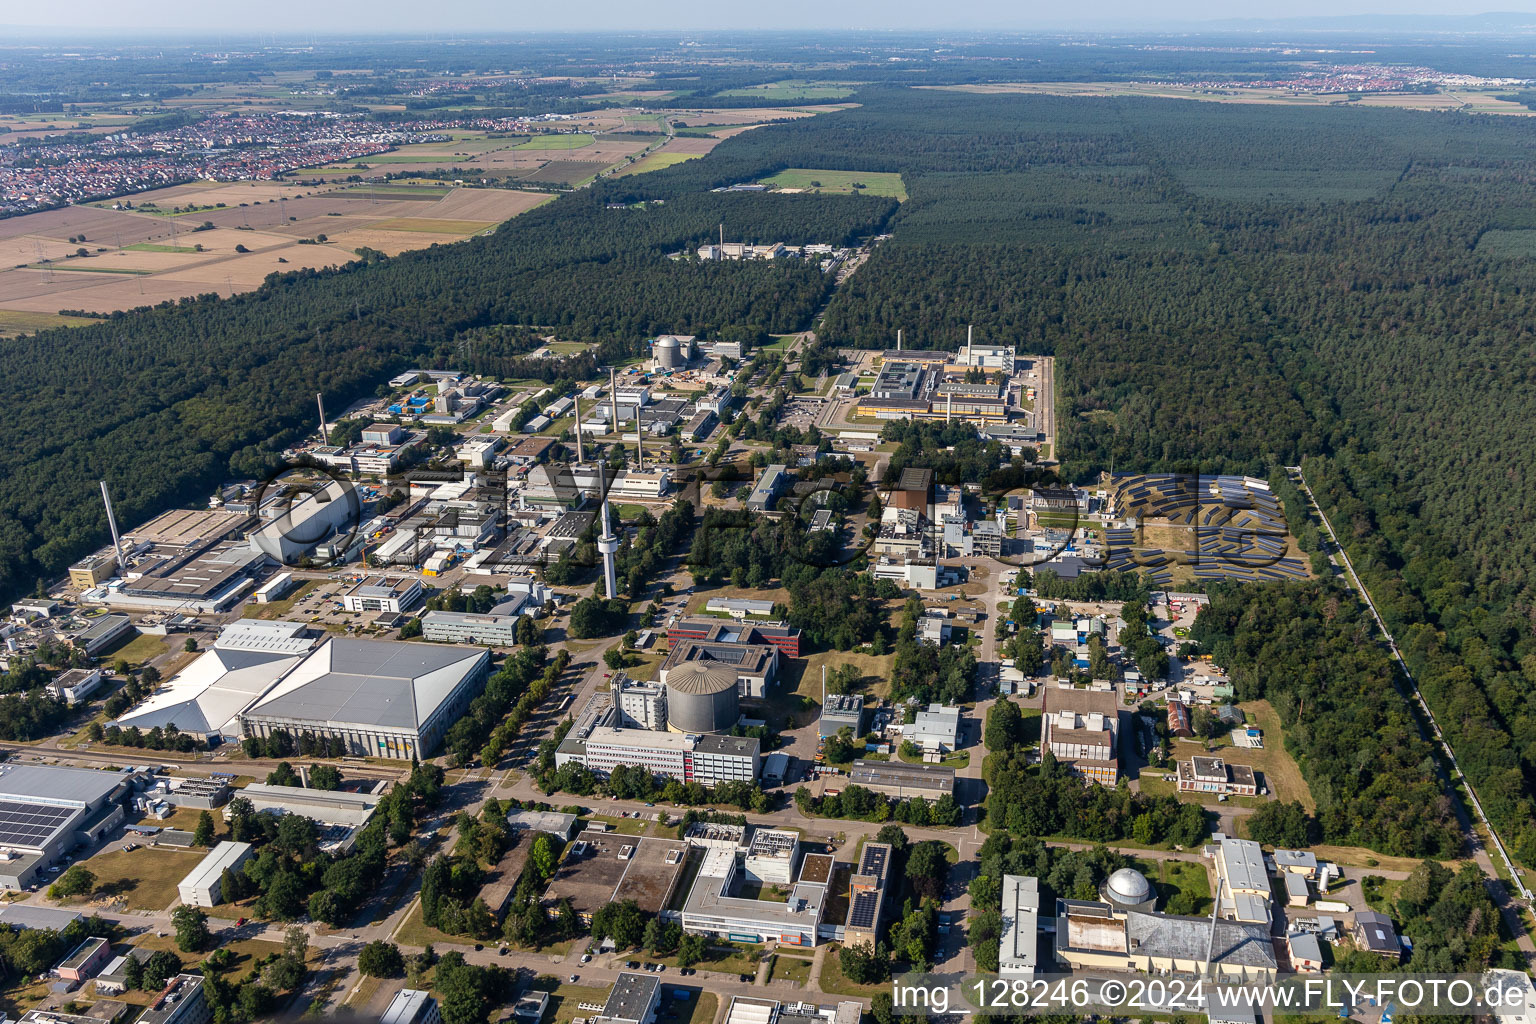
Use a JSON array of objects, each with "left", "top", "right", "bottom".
[
  {"left": 316, "top": 393, "right": 330, "bottom": 446},
  {"left": 100, "top": 481, "right": 126, "bottom": 575}
]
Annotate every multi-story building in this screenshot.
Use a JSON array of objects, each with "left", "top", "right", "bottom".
[
  {"left": 1042, "top": 685, "right": 1121, "bottom": 785},
  {"left": 421, "top": 610, "right": 522, "bottom": 644},
  {"left": 557, "top": 725, "right": 760, "bottom": 786},
  {"left": 177, "top": 841, "right": 255, "bottom": 907},
  {"left": 842, "top": 842, "right": 893, "bottom": 949},
  {"left": 341, "top": 575, "right": 423, "bottom": 614},
  {"left": 818, "top": 693, "right": 865, "bottom": 739},
  {"left": 615, "top": 677, "right": 668, "bottom": 731},
  {"left": 682, "top": 844, "right": 830, "bottom": 948},
  {"left": 1000, "top": 875, "right": 1040, "bottom": 976},
  {"left": 382, "top": 989, "right": 442, "bottom": 1024},
  {"left": 1177, "top": 756, "right": 1257, "bottom": 797},
  {"left": 665, "top": 617, "right": 802, "bottom": 658},
  {"left": 746, "top": 465, "right": 789, "bottom": 513}
]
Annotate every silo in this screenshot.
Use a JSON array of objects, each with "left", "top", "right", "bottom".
[
  {"left": 654, "top": 335, "right": 683, "bottom": 370},
  {"left": 664, "top": 662, "right": 739, "bottom": 733}
]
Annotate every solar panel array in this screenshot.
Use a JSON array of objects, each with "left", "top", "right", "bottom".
[
  {"left": 847, "top": 889, "right": 881, "bottom": 929},
  {"left": 0, "top": 799, "right": 75, "bottom": 848},
  {"left": 1102, "top": 473, "right": 1309, "bottom": 585}
]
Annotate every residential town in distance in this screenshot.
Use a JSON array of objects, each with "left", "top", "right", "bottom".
[{"left": 1, "top": 313, "right": 1524, "bottom": 1024}]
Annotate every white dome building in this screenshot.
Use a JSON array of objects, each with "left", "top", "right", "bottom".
[{"left": 1100, "top": 867, "right": 1157, "bottom": 912}]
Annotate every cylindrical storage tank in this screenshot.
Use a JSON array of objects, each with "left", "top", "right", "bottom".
[
  {"left": 654, "top": 336, "right": 683, "bottom": 369},
  {"left": 665, "top": 662, "right": 739, "bottom": 733}
]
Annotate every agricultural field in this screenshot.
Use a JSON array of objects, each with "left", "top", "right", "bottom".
[
  {"left": 616, "top": 151, "right": 705, "bottom": 176},
  {"left": 0, "top": 178, "right": 549, "bottom": 317},
  {"left": 759, "top": 168, "right": 907, "bottom": 199},
  {"left": 514, "top": 132, "right": 597, "bottom": 150},
  {"left": 719, "top": 80, "right": 860, "bottom": 100},
  {"left": 940, "top": 81, "right": 1536, "bottom": 116}
]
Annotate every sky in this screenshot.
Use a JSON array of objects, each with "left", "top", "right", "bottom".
[{"left": 10, "top": 1, "right": 1536, "bottom": 34}]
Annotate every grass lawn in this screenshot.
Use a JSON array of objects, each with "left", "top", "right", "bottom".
[
  {"left": 0, "top": 309, "right": 94, "bottom": 336},
  {"left": 132, "top": 931, "right": 292, "bottom": 976},
  {"left": 514, "top": 134, "right": 596, "bottom": 150},
  {"left": 0, "top": 975, "right": 51, "bottom": 1018},
  {"left": 581, "top": 814, "right": 649, "bottom": 836},
  {"left": 651, "top": 940, "right": 762, "bottom": 977},
  {"left": 100, "top": 632, "right": 168, "bottom": 668},
  {"left": 1199, "top": 700, "right": 1315, "bottom": 810},
  {"left": 1133, "top": 856, "right": 1212, "bottom": 915},
  {"left": 623, "top": 651, "right": 666, "bottom": 682},
  {"left": 766, "top": 953, "right": 813, "bottom": 985},
  {"left": 897, "top": 748, "right": 971, "bottom": 769},
  {"left": 758, "top": 168, "right": 906, "bottom": 200},
  {"left": 545, "top": 984, "right": 614, "bottom": 1024},
  {"left": 782, "top": 648, "right": 896, "bottom": 713},
  {"left": 71, "top": 844, "right": 207, "bottom": 911},
  {"left": 816, "top": 945, "right": 889, "bottom": 996}
]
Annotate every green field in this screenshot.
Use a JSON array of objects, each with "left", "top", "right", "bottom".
[
  {"left": 0, "top": 310, "right": 94, "bottom": 335},
  {"left": 125, "top": 242, "right": 199, "bottom": 254},
  {"left": 759, "top": 167, "right": 907, "bottom": 199},
  {"left": 514, "top": 133, "right": 596, "bottom": 150},
  {"left": 619, "top": 152, "right": 703, "bottom": 176},
  {"left": 720, "top": 80, "right": 857, "bottom": 100}
]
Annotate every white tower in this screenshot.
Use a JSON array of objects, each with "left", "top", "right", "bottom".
[
  {"left": 597, "top": 463, "right": 621, "bottom": 600},
  {"left": 100, "top": 480, "right": 126, "bottom": 574},
  {"left": 317, "top": 392, "right": 329, "bottom": 446},
  {"left": 573, "top": 394, "right": 585, "bottom": 464}
]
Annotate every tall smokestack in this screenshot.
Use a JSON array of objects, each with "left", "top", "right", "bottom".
[
  {"left": 100, "top": 481, "right": 126, "bottom": 575},
  {"left": 897, "top": 329, "right": 902, "bottom": 352},
  {"left": 967, "top": 324, "right": 973, "bottom": 350},
  {"left": 573, "top": 395, "right": 585, "bottom": 463},
  {"left": 947, "top": 390, "right": 953, "bottom": 424},
  {"left": 609, "top": 367, "right": 621, "bottom": 446},
  {"left": 317, "top": 393, "right": 329, "bottom": 446}
]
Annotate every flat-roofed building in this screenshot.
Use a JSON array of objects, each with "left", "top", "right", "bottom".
[
  {"left": 818, "top": 694, "right": 864, "bottom": 739},
  {"left": 71, "top": 614, "right": 135, "bottom": 658},
  {"left": 177, "top": 841, "right": 254, "bottom": 907},
  {"left": 69, "top": 550, "right": 120, "bottom": 589},
  {"left": 557, "top": 726, "right": 760, "bottom": 787},
  {"left": 846, "top": 760, "right": 955, "bottom": 802},
  {"left": 1043, "top": 686, "right": 1121, "bottom": 785},
  {"left": 0, "top": 764, "right": 131, "bottom": 889},
  {"left": 545, "top": 831, "right": 690, "bottom": 924},
  {"left": 1000, "top": 875, "right": 1040, "bottom": 976},
  {"left": 842, "top": 841, "right": 892, "bottom": 949},
  {"left": 55, "top": 935, "right": 110, "bottom": 981},
  {"left": 421, "top": 610, "right": 521, "bottom": 645},
  {"left": 908, "top": 704, "right": 960, "bottom": 753},
  {"left": 745, "top": 829, "right": 800, "bottom": 885},
  {"left": 137, "top": 973, "right": 210, "bottom": 1024},
  {"left": 234, "top": 783, "right": 386, "bottom": 828},
  {"left": 240, "top": 638, "right": 491, "bottom": 760},
  {"left": 341, "top": 575, "right": 422, "bottom": 614},
  {"left": 1216, "top": 837, "right": 1271, "bottom": 924},
  {"left": 682, "top": 844, "right": 828, "bottom": 948},
  {"left": 506, "top": 809, "right": 579, "bottom": 841},
  {"left": 1178, "top": 756, "right": 1257, "bottom": 796},
  {"left": 597, "top": 973, "right": 661, "bottom": 1024},
  {"left": 382, "top": 989, "right": 441, "bottom": 1024},
  {"left": 48, "top": 668, "right": 104, "bottom": 705},
  {"left": 746, "top": 465, "right": 789, "bottom": 513}
]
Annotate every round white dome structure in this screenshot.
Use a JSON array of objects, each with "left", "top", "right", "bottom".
[{"left": 1101, "top": 867, "right": 1157, "bottom": 911}]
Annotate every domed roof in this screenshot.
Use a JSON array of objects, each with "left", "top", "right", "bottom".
[
  {"left": 665, "top": 662, "right": 737, "bottom": 695},
  {"left": 1103, "top": 867, "right": 1153, "bottom": 905},
  {"left": 654, "top": 336, "right": 680, "bottom": 349}
]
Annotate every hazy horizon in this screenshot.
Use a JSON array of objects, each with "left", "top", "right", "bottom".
[{"left": 9, "top": 2, "right": 1536, "bottom": 36}]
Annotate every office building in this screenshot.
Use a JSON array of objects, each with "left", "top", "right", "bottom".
[
  {"left": 1042, "top": 686, "right": 1121, "bottom": 785},
  {"left": 556, "top": 726, "right": 760, "bottom": 787},
  {"left": 341, "top": 576, "right": 422, "bottom": 614},
  {"left": 723, "top": 998, "right": 861, "bottom": 1024},
  {"left": 746, "top": 464, "right": 789, "bottom": 513},
  {"left": 240, "top": 638, "right": 491, "bottom": 760},
  {"left": 745, "top": 829, "right": 800, "bottom": 885},
  {"left": 1178, "top": 757, "right": 1257, "bottom": 797},
  {"left": 421, "top": 610, "right": 522, "bottom": 645},
  {"left": 999, "top": 875, "right": 1040, "bottom": 976},
  {"left": 137, "top": 974, "right": 210, "bottom": 1024},
  {"left": 47, "top": 668, "right": 104, "bottom": 705},
  {"left": 54, "top": 935, "right": 110, "bottom": 981},
  {"left": 614, "top": 677, "right": 668, "bottom": 731},
  {"left": 842, "top": 842, "right": 892, "bottom": 949},
  {"left": 382, "top": 989, "right": 442, "bottom": 1024},
  {"left": 665, "top": 618, "right": 802, "bottom": 658},
  {"left": 70, "top": 614, "right": 135, "bottom": 658},
  {"left": 682, "top": 844, "right": 829, "bottom": 948},
  {"left": 177, "top": 841, "right": 254, "bottom": 907}
]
